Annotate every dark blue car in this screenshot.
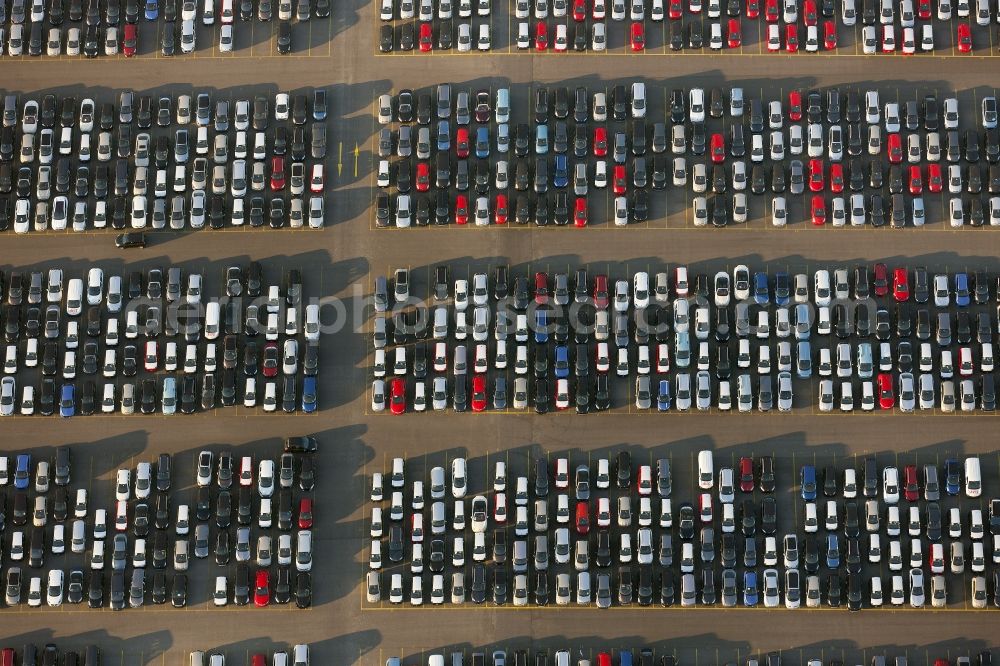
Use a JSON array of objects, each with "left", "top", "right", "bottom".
[
  {"left": 534, "top": 309, "right": 548, "bottom": 344},
  {"left": 954, "top": 273, "right": 970, "bottom": 307},
  {"left": 474, "top": 126, "right": 490, "bottom": 159},
  {"left": 657, "top": 379, "right": 672, "bottom": 411},
  {"left": 301, "top": 376, "right": 317, "bottom": 413},
  {"left": 144, "top": 0, "right": 158, "bottom": 19},
  {"left": 743, "top": 571, "right": 759, "bottom": 606},
  {"left": 944, "top": 458, "right": 961, "bottom": 495},
  {"left": 553, "top": 155, "right": 568, "bottom": 188},
  {"left": 14, "top": 454, "right": 31, "bottom": 489},
  {"left": 753, "top": 272, "right": 770, "bottom": 304},
  {"left": 60, "top": 383, "right": 76, "bottom": 418},
  {"left": 553, "top": 345, "right": 569, "bottom": 378},
  {"left": 800, "top": 465, "right": 817, "bottom": 500}
]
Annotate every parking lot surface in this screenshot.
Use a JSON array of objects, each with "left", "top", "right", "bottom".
[{"left": 3, "top": 5, "right": 1000, "bottom": 666}]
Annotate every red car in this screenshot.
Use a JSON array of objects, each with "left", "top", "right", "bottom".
[
  {"left": 811, "top": 195, "right": 826, "bottom": 225},
  {"left": 269, "top": 156, "right": 285, "bottom": 191},
  {"left": 957, "top": 23, "right": 972, "bottom": 52},
  {"left": 727, "top": 18, "right": 741, "bottom": 47},
  {"left": 535, "top": 21, "right": 548, "bottom": 50},
  {"left": 254, "top": 569, "right": 270, "bottom": 607},
  {"left": 494, "top": 193, "right": 508, "bottom": 224},
  {"left": 535, "top": 272, "right": 549, "bottom": 304},
  {"left": 574, "top": 197, "right": 588, "bottom": 227},
  {"left": 788, "top": 90, "right": 802, "bottom": 121},
  {"left": 390, "top": 377, "right": 406, "bottom": 415},
  {"left": 803, "top": 0, "right": 817, "bottom": 23},
  {"left": 575, "top": 501, "right": 590, "bottom": 535},
  {"left": 613, "top": 164, "right": 627, "bottom": 194},
  {"left": 123, "top": 24, "right": 137, "bottom": 57},
  {"left": 903, "top": 465, "right": 920, "bottom": 501},
  {"left": 886, "top": 133, "right": 903, "bottom": 163},
  {"left": 893, "top": 267, "right": 909, "bottom": 302},
  {"left": 471, "top": 374, "right": 487, "bottom": 412},
  {"left": 764, "top": 0, "right": 779, "bottom": 20},
  {"left": 262, "top": 342, "right": 279, "bottom": 377},
  {"left": 829, "top": 163, "right": 844, "bottom": 192},
  {"left": 630, "top": 21, "right": 645, "bottom": 50},
  {"left": 917, "top": 0, "right": 931, "bottom": 17},
  {"left": 593, "top": 127, "right": 608, "bottom": 156},
  {"left": 927, "top": 163, "right": 943, "bottom": 192},
  {"left": 415, "top": 162, "right": 430, "bottom": 192},
  {"left": 873, "top": 262, "right": 889, "bottom": 296},
  {"left": 455, "top": 195, "right": 469, "bottom": 224},
  {"left": 785, "top": 24, "right": 798, "bottom": 51},
  {"left": 298, "top": 497, "right": 314, "bottom": 529},
  {"left": 823, "top": 20, "right": 836, "bottom": 49},
  {"left": 593, "top": 274, "right": 609, "bottom": 309},
  {"left": 251, "top": 656, "right": 266, "bottom": 666},
  {"left": 877, "top": 373, "right": 894, "bottom": 410},
  {"left": 710, "top": 133, "right": 725, "bottom": 163},
  {"left": 670, "top": 0, "right": 684, "bottom": 17},
  {"left": 738, "top": 457, "right": 754, "bottom": 492},
  {"left": 808, "top": 159, "right": 824, "bottom": 192},
  {"left": 456, "top": 128, "right": 470, "bottom": 158},
  {"left": 419, "top": 22, "right": 433, "bottom": 51},
  {"left": 573, "top": 0, "right": 588, "bottom": 20},
  {"left": 908, "top": 165, "right": 923, "bottom": 194},
  {"left": 746, "top": 0, "right": 760, "bottom": 18}
]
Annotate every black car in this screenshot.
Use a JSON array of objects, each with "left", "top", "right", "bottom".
[
  {"left": 88, "top": 571, "right": 104, "bottom": 608},
  {"left": 274, "top": 567, "right": 291, "bottom": 604},
  {"left": 295, "top": 572, "right": 312, "bottom": 608},
  {"left": 172, "top": 573, "right": 188, "bottom": 607},
  {"left": 234, "top": 565, "right": 250, "bottom": 606}
]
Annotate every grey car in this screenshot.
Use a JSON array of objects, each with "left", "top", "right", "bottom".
[
  {"left": 721, "top": 568, "right": 737, "bottom": 607},
  {"left": 596, "top": 572, "right": 611, "bottom": 608},
  {"left": 194, "top": 523, "right": 210, "bottom": 558}
]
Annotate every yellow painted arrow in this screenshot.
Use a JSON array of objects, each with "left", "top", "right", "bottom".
[
  {"left": 354, "top": 144, "right": 360, "bottom": 177},
  {"left": 337, "top": 142, "right": 343, "bottom": 176}
]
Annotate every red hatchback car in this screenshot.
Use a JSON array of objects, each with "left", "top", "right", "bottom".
[
  {"left": 903, "top": 465, "right": 920, "bottom": 501},
  {"left": 829, "top": 163, "right": 844, "bottom": 192},
  {"left": 535, "top": 21, "right": 548, "bottom": 50},
  {"left": 872, "top": 262, "right": 889, "bottom": 296},
  {"left": 738, "top": 457, "right": 754, "bottom": 492},
  {"left": 593, "top": 274, "right": 609, "bottom": 309},
  {"left": 573, "top": 0, "right": 587, "bottom": 20},
  {"left": 535, "top": 272, "right": 550, "bottom": 304},
  {"left": 746, "top": 0, "right": 760, "bottom": 17},
  {"left": 893, "top": 267, "right": 909, "bottom": 302},
  {"left": 298, "top": 497, "right": 314, "bottom": 529},
  {"left": 455, "top": 194, "right": 469, "bottom": 224},
  {"left": 613, "top": 164, "right": 627, "bottom": 194},
  {"left": 123, "top": 24, "right": 138, "bottom": 57},
  {"left": 803, "top": 0, "right": 817, "bottom": 24},
  {"left": 575, "top": 501, "right": 590, "bottom": 535},
  {"left": 957, "top": 23, "right": 972, "bottom": 52},
  {"left": 823, "top": 20, "right": 836, "bottom": 49},
  {"left": 419, "top": 22, "right": 433, "bottom": 51},
  {"left": 254, "top": 569, "right": 270, "bottom": 607},
  {"left": 785, "top": 24, "right": 798, "bottom": 51},
  {"left": 927, "top": 163, "right": 943, "bottom": 192},
  {"left": 877, "top": 373, "right": 894, "bottom": 410},
  {"left": 811, "top": 195, "right": 826, "bottom": 225},
  {"left": 788, "top": 90, "right": 803, "bottom": 121},
  {"left": 415, "top": 162, "right": 430, "bottom": 192},
  {"left": 270, "top": 156, "right": 286, "bottom": 191},
  {"left": 574, "top": 197, "right": 588, "bottom": 227},
  {"left": 494, "top": 194, "right": 508, "bottom": 224},
  {"left": 593, "top": 127, "right": 608, "bottom": 156},
  {"left": 390, "top": 377, "right": 406, "bottom": 415},
  {"left": 456, "top": 128, "right": 470, "bottom": 158},
  {"left": 262, "top": 342, "right": 279, "bottom": 377},
  {"left": 887, "top": 133, "right": 903, "bottom": 163},
  {"left": 908, "top": 165, "right": 923, "bottom": 194},
  {"left": 808, "top": 159, "right": 824, "bottom": 191},
  {"left": 471, "top": 374, "right": 487, "bottom": 412},
  {"left": 764, "top": 0, "right": 779, "bottom": 20},
  {"left": 670, "top": 0, "right": 684, "bottom": 17},
  {"left": 630, "top": 21, "right": 645, "bottom": 50},
  {"left": 710, "top": 133, "right": 726, "bottom": 162},
  {"left": 727, "top": 18, "right": 741, "bottom": 47}
]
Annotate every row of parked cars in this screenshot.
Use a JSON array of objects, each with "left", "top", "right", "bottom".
[
  {"left": 191, "top": 645, "right": 312, "bottom": 666},
  {"left": 0, "top": 0, "right": 328, "bottom": 57},
  {"left": 387, "top": 652, "right": 995, "bottom": 666},
  {"left": 0, "top": 88, "right": 329, "bottom": 232},
  {"left": 0, "top": 645, "right": 101, "bottom": 665},
  {"left": 374, "top": 83, "right": 1000, "bottom": 227},
  {"left": 370, "top": 263, "right": 1000, "bottom": 413},
  {"left": 0, "top": 263, "right": 321, "bottom": 416},
  {"left": 1, "top": 444, "right": 317, "bottom": 609},
  {"left": 366, "top": 451, "right": 1000, "bottom": 608}
]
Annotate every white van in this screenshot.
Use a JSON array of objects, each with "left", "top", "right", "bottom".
[
  {"left": 204, "top": 302, "right": 221, "bottom": 339},
  {"left": 697, "top": 450, "right": 714, "bottom": 489},
  {"left": 66, "top": 278, "right": 84, "bottom": 315},
  {"left": 631, "top": 82, "right": 647, "bottom": 118},
  {"left": 965, "top": 457, "right": 982, "bottom": 497}
]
